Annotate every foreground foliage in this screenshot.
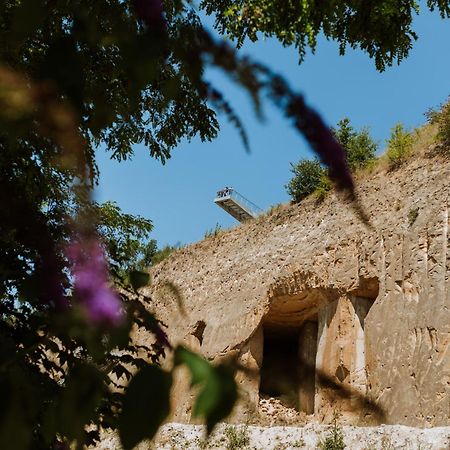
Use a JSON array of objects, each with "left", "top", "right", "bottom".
[
  {"left": 201, "top": 0, "right": 450, "bottom": 71},
  {"left": 1, "top": 0, "right": 449, "bottom": 449}
]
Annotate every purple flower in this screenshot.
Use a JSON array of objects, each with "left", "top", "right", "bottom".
[{"left": 67, "top": 238, "right": 124, "bottom": 327}]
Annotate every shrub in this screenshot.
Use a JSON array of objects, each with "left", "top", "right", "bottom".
[
  {"left": 408, "top": 207, "right": 419, "bottom": 226},
  {"left": 267, "top": 203, "right": 284, "bottom": 216},
  {"left": 315, "top": 173, "right": 332, "bottom": 202},
  {"left": 386, "top": 123, "right": 413, "bottom": 168},
  {"left": 286, "top": 119, "right": 377, "bottom": 204},
  {"left": 317, "top": 420, "right": 345, "bottom": 450},
  {"left": 224, "top": 425, "right": 250, "bottom": 450},
  {"left": 426, "top": 96, "right": 450, "bottom": 152},
  {"left": 286, "top": 159, "right": 325, "bottom": 202},
  {"left": 332, "top": 118, "right": 377, "bottom": 170},
  {"left": 293, "top": 437, "right": 306, "bottom": 447},
  {"left": 151, "top": 244, "right": 180, "bottom": 265}
]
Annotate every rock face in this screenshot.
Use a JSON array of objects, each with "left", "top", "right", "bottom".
[{"left": 142, "top": 152, "right": 450, "bottom": 428}]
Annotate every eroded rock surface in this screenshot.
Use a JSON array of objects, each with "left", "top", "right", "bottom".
[{"left": 141, "top": 153, "right": 450, "bottom": 427}]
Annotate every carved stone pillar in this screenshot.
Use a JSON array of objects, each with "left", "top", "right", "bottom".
[
  {"left": 298, "top": 320, "right": 318, "bottom": 414},
  {"left": 315, "top": 295, "right": 372, "bottom": 424},
  {"left": 232, "top": 325, "right": 264, "bottom": 422}
]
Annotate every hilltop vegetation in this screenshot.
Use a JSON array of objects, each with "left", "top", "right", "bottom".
[{"left": 286, "top": 99, "right": 450, "bottom": 205}]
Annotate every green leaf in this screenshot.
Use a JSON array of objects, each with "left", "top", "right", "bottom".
[
  {"left": 119, "top": 365, "right": 172, "bottom": 450},
  {"left": 195, "top": 365, "right": 237, "bottom": 433},
  {"left": 128, "top": 270, "right": 150, "bottom": 291},
  {"left": 174, "top": 346, "right": 211, "bottom": 384},
  {"left": 58, "top": 364, "right": 106, "bottom": 441},
  {"left": 174, "top": 347, "right": 238, "bottom": 434}
]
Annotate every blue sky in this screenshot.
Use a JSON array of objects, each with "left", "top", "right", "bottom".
[{"left": 95, "top": 7, "right": 450, "bottom": 248}]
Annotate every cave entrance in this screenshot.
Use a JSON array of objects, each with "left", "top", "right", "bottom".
[
  {"left": 259, "top": 286, "right": 327, "bottom": 415},
  {"left": 259, "top": 318, "right": 318, "bottom": 414},
  {"left": 259, "top": 328, "right": 299, "bottom": 409},
  {"left": 259, "top": 279, "right": 379, "bottom": 419}
]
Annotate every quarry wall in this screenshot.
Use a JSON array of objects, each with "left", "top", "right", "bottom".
[{"left": 142, "top": 152, "right": 450, "bottom": 428}]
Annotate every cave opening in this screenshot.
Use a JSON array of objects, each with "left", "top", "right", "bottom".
[
  {"left": 259, "top": 327, "right": 300, "bottom": 410},
  {"left": 259, "top": 318, "right": 318, "bottom": 414},
  {"left": 258, "top": 278, "right": 379, "bottom": 420}
]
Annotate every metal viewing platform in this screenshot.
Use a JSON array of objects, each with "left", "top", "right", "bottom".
[{"left": 214, "top": 187, "right": 263, "bottom": 223}]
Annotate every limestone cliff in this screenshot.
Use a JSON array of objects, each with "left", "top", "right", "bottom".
[{"left": 141, "top": 149, "right": 450, "bottom": 428}]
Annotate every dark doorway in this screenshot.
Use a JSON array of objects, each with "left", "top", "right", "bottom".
[
  {"left": 259, "top": 320, "right": 318, "bottom": 414},
  {"left": 259, "top": 328, "right": 300, "bottom": 410}
]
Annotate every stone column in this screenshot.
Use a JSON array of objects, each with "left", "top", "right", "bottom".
[
  {"left": 315, "top": 299, "right": 337, "bottom": 421},
  {"left": 298, "top": 321, "right": 318, "bottom": 414},
  {"left": 232, "top": 325, "right": 264, "bottom": 422},
  {"left": 350, "top": 297, "right": 373, "bottom": 404},
  {"left": 315, "top": 295, "right": 372, "bottom": 424}
]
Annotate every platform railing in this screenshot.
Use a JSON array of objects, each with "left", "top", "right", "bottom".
[{"left": 214, "top": 188, "right": 263, "bottom": 220}]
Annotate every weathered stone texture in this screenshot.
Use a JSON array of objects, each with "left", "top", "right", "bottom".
[{"left": 141, "top": 154, "right": 450, "bottom": 427}]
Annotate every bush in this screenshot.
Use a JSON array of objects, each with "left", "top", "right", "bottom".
[
  {"left": 386, "top": 123, "right": 413, "bottom": 168},
  {"left": 408, "top": 207, "right": 419, "bottom": 226},
  {"left": 318, "top": 420, "right": 345, "bottom": 450},
  {"left": 332, "top": 118, "right": 377, "bottom": 170},
  {"left": 151, "top": 244, "right": 180, "bottom": 265},
  {"left": 286, "top": 119, "right": 377, "bottom": 204},
  {"left": 266, "top": 203, "right": 283, "bottom": 216},
  {"left": 426, "top": 96, "right": 450, "bottom": 151},
  {"left": 315, "top": 173, "right": 332, "bottom": 202},
  {"left": 286, "top": 159, "right": 325, "bottom": 202},
  {"left": 224, "top": 425, "right": 250, "bottom": 450}
]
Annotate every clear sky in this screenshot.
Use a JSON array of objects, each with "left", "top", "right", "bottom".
[{"left": 94, "top": 7, "right": 450, "bottom": 248}]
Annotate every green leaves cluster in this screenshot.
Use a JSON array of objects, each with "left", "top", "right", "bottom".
[
  {"left": 1, "top": 284, "right": 238, "bottom": 449},
  {"left": 95, "top": 201, "right": 158, "bottom": 275},
  {"left": 332, "top": 119, "right": 377, "bottom": 171},
  {"left": 286, "top": 159, "right": 328, "bottom": 203},
  {"left": 286, "top": 118, "right": 377, "bottom": 203},
  {"left": 224, "top": 425, "right": 251, "bottom": 450},
  {"left": 318, "top": 422, "right": 346, "bottom": 450},
  {"left": 151, "top": 243, "right": 182, "bottom": 266},
  {"left": 1, "top": 0, "right": 221, "bottom": 163},
  {"left": 426, "top": 96, "right": 450, "bottom": 152},
  {"left": 200, "top": 0, "right": 450, "bottom": 71},
  {"left": 115, "top": 347, "right": 237, "bottom": 450},
  {"left": 175, "top": 347, "right": 238, "bottom": 434},
  {"left": 386, "top": 123, "right": 413, "bottom": 168}
]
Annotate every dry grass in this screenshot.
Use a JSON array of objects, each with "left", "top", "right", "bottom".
[{"left": 354, "top": 122, "right": 438, "bottom": 179}]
